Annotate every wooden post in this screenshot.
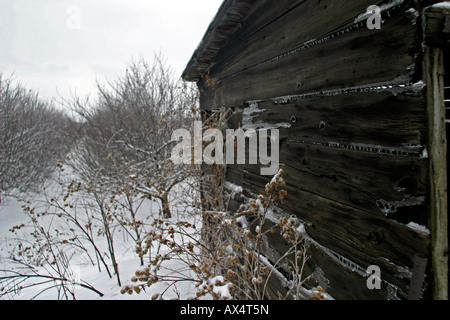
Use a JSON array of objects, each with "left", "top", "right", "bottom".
[{"left": 425, "top": 45, "right": 448, "bottom": 300}]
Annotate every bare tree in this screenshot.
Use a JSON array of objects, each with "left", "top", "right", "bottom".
[
  {"left": 66, "top": 54, "right": 198, "bottom": 219},
  {"left": 0, "top": 74, "right": 76, "bottom": 196}
]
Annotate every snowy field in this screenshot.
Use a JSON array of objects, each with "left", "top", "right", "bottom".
[
  {"left": 0, "top": 173, "right": 203, "bottom": 300},
  {"left": 1, "top": 166, "right": 329, "bottom": 301}
]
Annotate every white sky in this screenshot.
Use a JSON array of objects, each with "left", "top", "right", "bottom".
[{"left": 0, "top": 0, "right": 223, "bottom": 102}]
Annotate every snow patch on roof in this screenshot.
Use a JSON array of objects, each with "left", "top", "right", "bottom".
[{"left": 432, "top": 1, "right": 450, "bottom": 10}]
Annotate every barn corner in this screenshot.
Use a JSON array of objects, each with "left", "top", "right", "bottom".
[{"left": 183, "top": 0, "right": 449, "bottom": 300}]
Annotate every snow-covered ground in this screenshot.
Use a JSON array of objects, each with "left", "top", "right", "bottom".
[{"left": 0, "top": 176, "right": 202, "bottom": 300}]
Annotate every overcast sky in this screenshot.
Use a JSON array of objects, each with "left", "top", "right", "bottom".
[{"left": 0, "top": 0, "right": 223, "bottom": 102}]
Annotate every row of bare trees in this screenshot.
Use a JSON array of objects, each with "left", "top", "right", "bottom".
[
  {"left": 1, "top": 54, "right": 197, "bottom": 202},
  {"left": 0, "top": 74, "right": 77, "bottom": 196},
  {"left": 1, "top": 55, "right": 200, "bottom": 299},
  {"left": 66, "top": 55, "right": 198, "bottom": 218}
]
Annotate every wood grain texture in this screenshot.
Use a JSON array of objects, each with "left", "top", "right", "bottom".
[
  {"left": 200, "top": 7, "right": 419, "bottom": 109},
  {"left": 235, "top": 169, "right": 430, "bottom": 299},
  {"left": 191, "top": 0, "right": 442, "bottom": 300},
  {"left": 238, "top": 92, "right": 427, "bottom": 151},
  {"left": 425, "top": 46, "right": 448, "bottom": 300},
  {"left": 211, "top": 0, "right": 383, "bottom": 78},
  {"left": 423, "top": 5, "right": 450, "bottom": 49}
]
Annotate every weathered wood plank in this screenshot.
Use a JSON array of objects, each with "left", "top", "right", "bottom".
[
  {"left": 211, "top": 0, "right": 385, "bottom": 78},
  {"left": 225, "top": 0, "right": 307, "bottom": 46},
  {"left": 259, "top": 222, "right": 407, "bottom": 299},
  {"left": 425, "top": 46, "right": 448, "bottom": 300},
  {"left": 200, "top": 11, "right": 419, "bottom": 109},
  {"left": 280, "top": 141, "right": 428, "bottom": 221},
  {"left": 233, "top": 169, "right": 430, "bottom": 295},
  {"left": 223, "top": 89, "right": 429, "bottom": 221},
  {"left": 222, "top": 176, "right": 415, "bottom": 299},
  {"left": 238, "top": 92, "right": 426, "bottom": 151},
  {"left": 227, "top": 140, "right": 428, "bottom": 222},
  {"left": 303, "top": 241, "right": 399, "bottom": 299},
  {"left": 423, "top": 5, "right": 450, "bottom": 49},
  {"left": 225, "top": 166, "right": 244, "bottom": 187}
]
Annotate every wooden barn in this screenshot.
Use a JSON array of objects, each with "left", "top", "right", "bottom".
[{"left": 182, "top": 0, "right": 449, "bottom": 299}]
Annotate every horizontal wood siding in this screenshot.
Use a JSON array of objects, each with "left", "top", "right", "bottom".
[
  {"left": 197, "top": 0, "right": 434, "bottom": 299},
  {"left": 239, "top": 92, "right": 427, "bottom": 151},
  {"left": 235, "top": 168, "right": 429, "bottom": 298},
  {"left": 200, "top": 4, "right": 420, "bottom": 109}
]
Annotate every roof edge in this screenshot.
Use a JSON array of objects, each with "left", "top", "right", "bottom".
[{"left": 182, "top": 0, "right": 256, "bottom": 82}]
